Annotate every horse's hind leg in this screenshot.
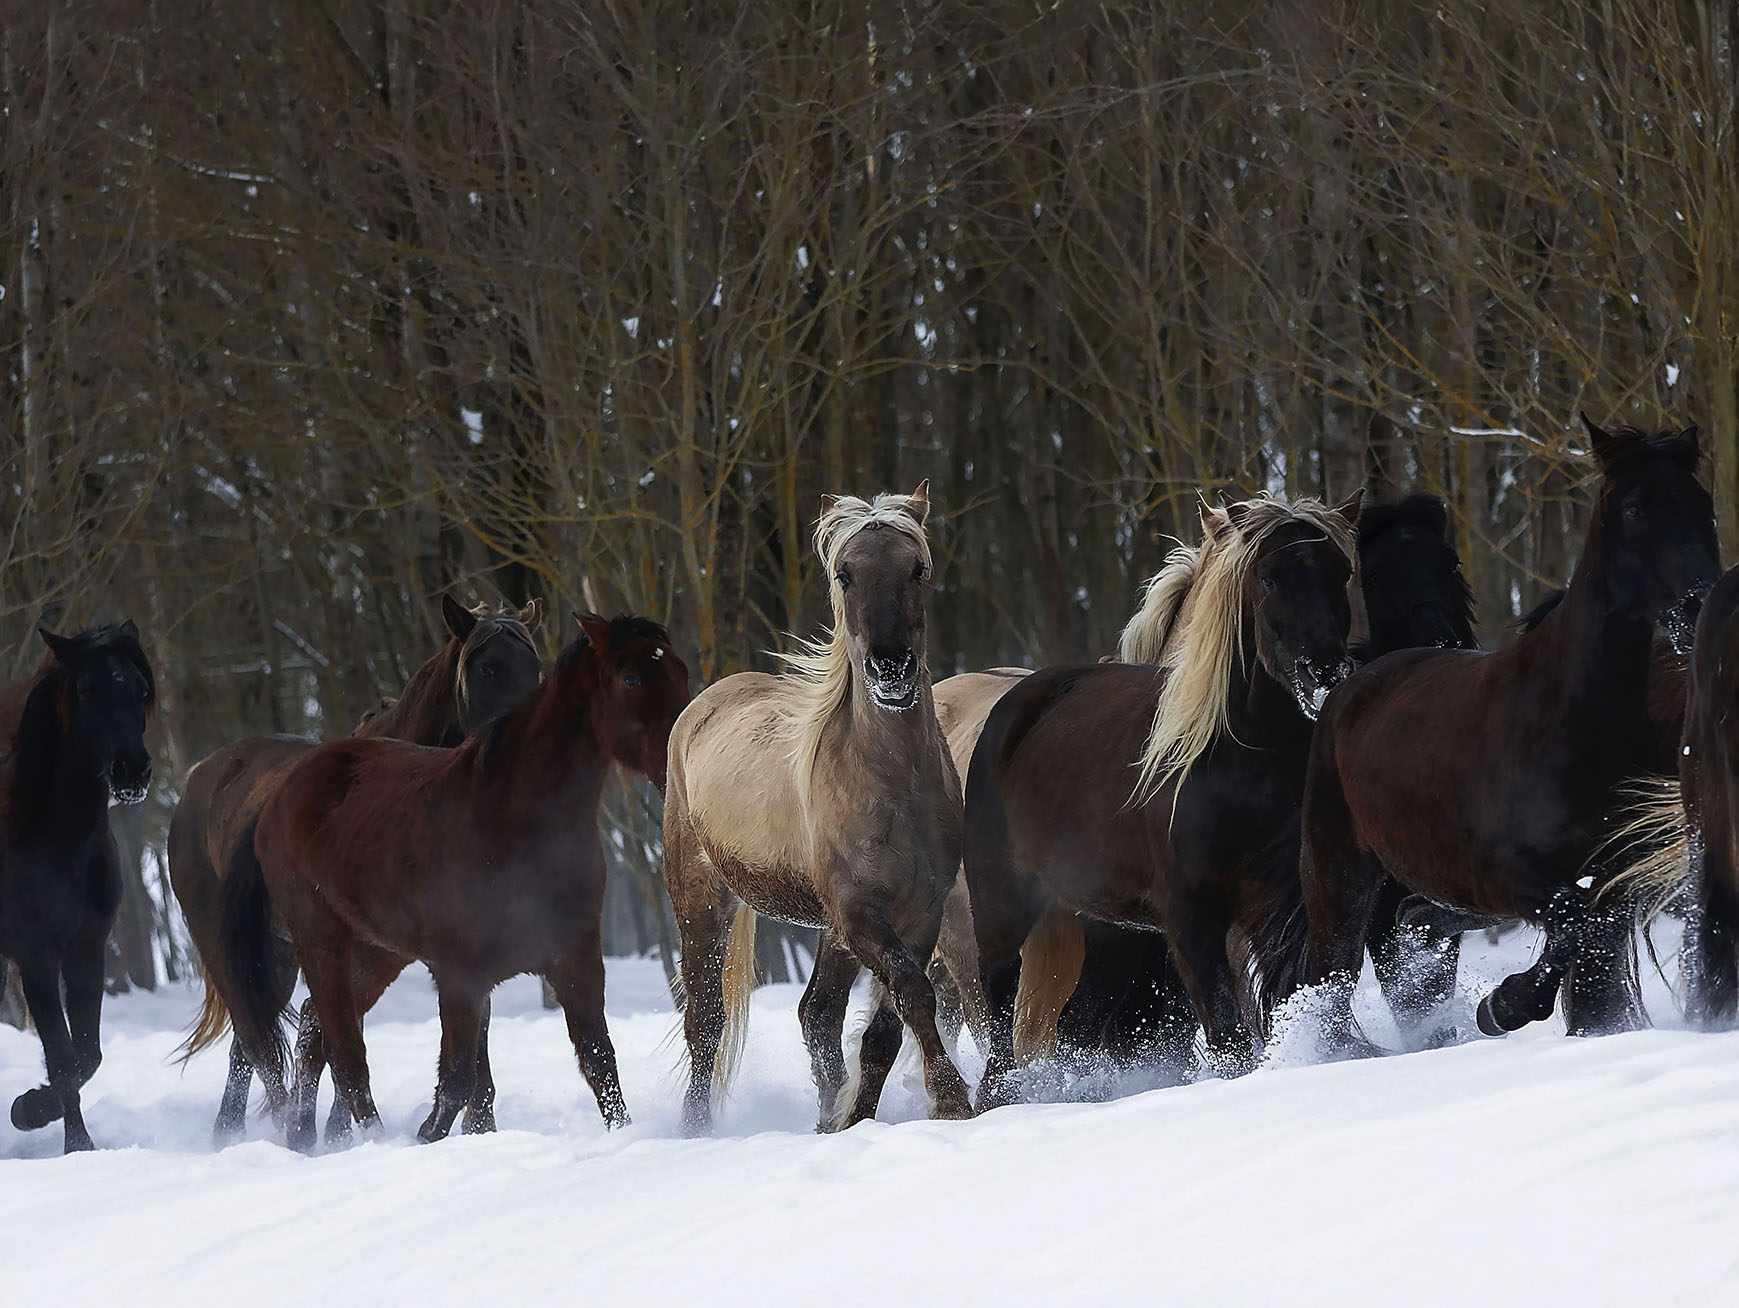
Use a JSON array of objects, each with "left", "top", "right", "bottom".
[
  {"left": 214, "top": 1037, "right": 256, "bottom": 1143},
  {"left": 1685, "top": 827, "right": 1739, "bottom": 1029},
  {"left": 1476, "top": 888, "right": 1585, "bottom": 1036},
  {"left": 288, "top": 998, "right": 329, "bottom": 1151},
  {"left": 1164, "top": 911, "right": 1256, "bottom": 1076},
  {"left": 1563, "top": 886, "right": 1644, "bottom": 1037},
  {"left": 298, "top": 933, "right": 383, "bottom": 1144},
  {"left": 1369, "top": 879, "right": 1463, "bottom": 1039},
  {"left": 965, "top": 871, "right": 1049, "bottom": 1111},
  {"left": 840, "top": 908, "right": 973, "bottom": 1123},
  {"left": 840, "top": 979, "right": 905, "bottom": 1128},
  {"left": 419, "top": 976, "right": 487, "bottom": 1143},
  {"left": 798, "top": 930, "right": 861, "bottom": 1131}
]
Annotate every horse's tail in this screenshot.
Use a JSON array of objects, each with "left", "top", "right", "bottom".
[
  {"left": 216, "top": 818, "right": 290, "bottom": 1091},
  {"left": 1013, "top": 904, "right": 1085, "bottom": 1062},
  {"left": 712, "top": 901, "right": 757, "bottom": 1097},
  {"left": 1601, "top": 777, "right": 1693, "bottom": 920},
  {"left": 172, "top": 962, "right": 232, "bottom": 1066}
]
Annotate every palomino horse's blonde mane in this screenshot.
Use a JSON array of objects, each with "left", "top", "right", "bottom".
[
  {"left": 1133, "top": 492, "right": 1357, "bottom": 800},
  {"left": 778, "top": 486, "right": 933, "bottom": 800}
]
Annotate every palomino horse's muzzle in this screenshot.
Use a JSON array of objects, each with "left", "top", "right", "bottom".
[{"left": 864, "top": 650, "right": 919, "bottom": 711}]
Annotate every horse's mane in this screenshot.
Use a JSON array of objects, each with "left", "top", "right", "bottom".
[
  {"left": 1134, "top": 494, "right": 1356, "bottom": 799},
  {"left": 1117, "top": 507, "right": 1232, "bottom": 665},
  {"left": 363, "top": 602, "right": 538, "bottom": 741},
  {"left": 778, "top": 490, "right": 933, "bottom": 799}
]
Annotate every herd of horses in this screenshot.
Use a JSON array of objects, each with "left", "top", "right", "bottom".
[{"left": 1, "top": 414, "right": 1734, "bottom": 1156}]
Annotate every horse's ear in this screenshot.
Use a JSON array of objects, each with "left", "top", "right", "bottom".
[
  {"left": 118, "top": 618, "right": 140, "bottom": 643},
  {"left": 1414, "top": 494, "right": 1449, "bottom": 538},
  {"left": 574, "top": 611, "right": 612, "bottom": 649},
  {"left": 441, "top": 593, "right": 478, "bottom": 641},
  {"left": 1223, "top": 498, "right": 1257, "bottom": 535},
  {"left": 1674, "top": 424, "right": 1702, "bottom": 465},
  {"left": 1198, "top": 494, "right": 1232, "bottom": 541},
  {"left": 899, "top": 480, "right": 931, "bottom": 527},
  {"left": 517, "top": 597, "right": 546, "bottom": 635},
  {"left": 1581, "top": 412, "right": 1617, "bottom": 465},
  {"left": 1333, "top": 488, "right": 1365, "bottom": 527},
  {"left": 38, "top": 627, "right": 79, "bottom": 664}
]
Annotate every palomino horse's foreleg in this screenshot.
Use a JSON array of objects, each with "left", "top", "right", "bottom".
[
  {"left": 842, "top": 909, "right": 973, "bottom": 1123},
  {"left": 12, "top": 950, "right": 94, "bottom": 1153},
  {"left": 548, "top": 945, "right": 630, "bottom": 1129},
  {"left": 797, "top": 931, "right": 860, "bottom": 1131},
  {"left": 462, "top": 997, "right": 497, "bottom": 1134},
  {"left": 418, "top": 978, "right": 487, "bottom": 1143}
]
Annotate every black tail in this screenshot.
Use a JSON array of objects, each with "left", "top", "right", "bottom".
[{"left": 216, "top": 818, "right": 290, "bottom": 1091}]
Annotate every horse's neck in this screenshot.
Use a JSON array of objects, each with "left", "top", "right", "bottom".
[
  {"left": 483, "top": 665, "right": 606, "bottom": 804},
  {"left": 1545, "top": 529, "right": 1657, "bottom": 714},
  {"left": 5, "top": 689, "right": 107, "bottom": 841},
  {"left": 368, "top": 649, "right": 459, "bottom": 745},
  {"left": 1225, "top": 638, "right": 1312, "bottom": 758},
  {"left": 836, "top": 672, "right": 947, "bottom": 778}
]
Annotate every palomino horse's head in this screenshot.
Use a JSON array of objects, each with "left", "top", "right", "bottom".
[
  {"left": 1582, "top": 415, "right": 1719, "bottom": 654},
  {"left": 1226, "top": 491, "right": 1363, "bottom": 718},
  {"left": 818, "top": 481, "right": 934, "bottom": 712},
  {"left": 37, "top": 621, "right": 155, "bottom": 803},
  {"left": 1356, "top": 493, "right": 1476, "bottom": 654},
  {"left": 573, "top": 613, "right": 690, "bottom": 791},
  {"left": 443, "top": 593, "right": 546, "bottom": 733}
]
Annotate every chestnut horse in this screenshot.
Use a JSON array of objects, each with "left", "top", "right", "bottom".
[
  {"left": 663, "top": 483, "right": 974, "bottom": 1134},
  {"left": 0, "top": 623, "right": 154, "bottom": 1152},
  {"left": 1295, "top": 419, "right": 1718, "bottom": 1050},
  {"left": 170, "top": 595, "right": 543, "bottom": 1143},
  {"left": 964, "top": 491, "right": 1362, "bottom": 1108},
  {"left": 219, "top": 614, "right": 687, "bottom": 1145}
]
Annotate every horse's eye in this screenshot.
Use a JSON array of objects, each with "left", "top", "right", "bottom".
[
  {"left": 912, "top": 561, "right": 928, "bottom": 583},
  {"left": 623, "top": 673, "right": 642, "bottom": 688},
  {"left": 1261, "top": 575, "right": 1277, "bottom": 592},
  {"left": 835, "top": 568, "right": 853, "bottom": 589},
  {"left": 476, "top": 664, "right": 495, "bottom": 678},
  {"left": 1623, "top": 501, "right": 1644, "bottom": 521}
]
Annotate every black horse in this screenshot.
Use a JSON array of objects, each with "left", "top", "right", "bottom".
[
  {"left": 1296, "top": 419, "right": 1718, "bottom": 1049},
  {"left": 0, "top": 623, "right": 154, "bottom": 1152},
  {"left": 1039, "top": 492, "right": 1478, "bottom": 1072}
]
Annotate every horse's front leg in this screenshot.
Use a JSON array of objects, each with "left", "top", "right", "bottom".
[
  {"left": 1562, "top": 884, "right": 1644, "bottom": 1037},
  {"left": 1476, "top": 887, "right": 1585, "bottom": 1036},
  {"left": 461, "top": 996, "right": 497, "bottom": 1134},
  {"left": 797, "top": 930, "right": 860, "bottom": 1131},
  {"left": 12, "top": 951, "right": 94, "bottom": 1152},
  {"left": 548, "top": 937, "right": 629, "bottom": 1129},
  {"left": 419, "top": 976, "right": 486, "bottom": 1143},
  {"left": 840, "top": 905, "right": 973, "bottom": 1124}
]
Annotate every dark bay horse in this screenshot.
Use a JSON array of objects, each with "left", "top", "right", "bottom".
[
  {"left": 222, "top": 614, "right": 687, "bottom": 1145},
  {"left": 170, "top": 595, "right": 543, "bottom": 1142},
  {"left": 0, "top": 623, "right": 154, "bottom": 1152},
  {"left": 964, "top": 491, "right": 1362, "bottom": 1107},
  {"left": 1296, "top": 419, "right": 1718, "bottom": 1049},
  {"left": 664, "top": 484, "right": 975, "bottom": 1134}
]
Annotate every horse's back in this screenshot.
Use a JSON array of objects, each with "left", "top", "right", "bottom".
[
  {"left": 258, "top": 736, "right": 450, "bottom": 871},
  {"left": 668, "top": 671, "right": 807, "bottom": 870},
  {"left": 934, "top": 669, "right": 1030, "bottom": 776}
]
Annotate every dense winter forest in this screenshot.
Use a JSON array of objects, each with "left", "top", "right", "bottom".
[{"left": 2, "top": 1, "right": 1736, "bottom": 996}]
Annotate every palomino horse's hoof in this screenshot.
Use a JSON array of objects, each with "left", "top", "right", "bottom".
[{"left": 11, "top": 1086, "right": 62, "bottom": 1132}]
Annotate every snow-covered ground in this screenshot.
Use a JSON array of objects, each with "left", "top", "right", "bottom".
[{"left": 3, "top": 930, "right": 1736, "bottom": 1306}]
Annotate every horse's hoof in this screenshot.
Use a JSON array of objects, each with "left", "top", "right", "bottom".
[
  {"left": 416, "top": 1115, "right": 451, "bottom": 1144},
  {"left": 11, "top": 1087, "right": 62, "bottom": 1132},
  {"left": 604, "top": 1108, "right": 632, "bottom": 1131},
  {"left": 929, "top": 1085, "right": 977, "bottom": 1121},
  {"left": 1475, "top": 995, "right": 1510, "bottom": 1037},
  {"left": 63, "top": 1131, "right": 95, "bottom": 1154},
  {"left": 287, "top": 1125, "right": 318, "bottom": 1155},
  {"left": 461, "top": 1108, "right": 497, "bottom": 1135}
]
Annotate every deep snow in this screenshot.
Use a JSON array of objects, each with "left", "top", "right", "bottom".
[{"left": 2, "top": 930, "right": 1736, "bottom": 1306}]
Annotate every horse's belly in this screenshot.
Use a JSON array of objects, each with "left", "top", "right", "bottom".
[{"left": 713, "top": 850, "right": 830, "bottom": 929}]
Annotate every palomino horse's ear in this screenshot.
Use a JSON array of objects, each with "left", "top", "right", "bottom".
[
  {"left": 517, "top": 597, "right": 546, "bottom": 635},
  {"left": 38, "top": 627, "right": 79, "bottom": 664},
  {"left": 1198, "top": 493, "right": 1232, "bottom": 541},
  {"left": 899, "top": 479, "right": 931, "bottom": 526},
  {"left": 441, "top": 593, "right": 479, "bottom": 642},
  {"left": 1333, "top": 487, "right": 1365, "bottom": 527},
  {"left": 574, "top": 611, "right": 613, "bottom": 649},
  {"left": 1581, "top": 412, "right": 1617, "bottom": 465},
  {"left": 118, "top": 618, "right": 140, "bottom": 643}
]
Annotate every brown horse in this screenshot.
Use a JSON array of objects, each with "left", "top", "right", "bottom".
[
  {"left": 664, "top": 483, "right": 975, "bottom": 1134},
  {"left": 170, "top": 595, "right": 543, "bottom": 1142},
  {"left": 965, "top": 491, "right": 1362, "bottom": 1107},
  {"left": 1295, "top": 419, "right": 1718, "bottom": 1050},
  {"left": 219, "top": 613, "right": 687, "bottom": 1146}
]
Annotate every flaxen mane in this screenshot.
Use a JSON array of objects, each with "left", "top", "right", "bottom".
[
  {"left": 1134, "top": 493, "right": 1356, "bottom": 799},
  {"left": 777, "top": 490, "right": 933, "bottom": 801}
]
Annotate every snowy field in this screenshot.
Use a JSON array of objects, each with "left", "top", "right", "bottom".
[{"left": 3, "top": 931, "right": 1737, "bottom": 1307}]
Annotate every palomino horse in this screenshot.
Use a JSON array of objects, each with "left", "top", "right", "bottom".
[
  {"left": 0, "top": 623, "right": 154, "bottom": 1152},
  {"left": 221, "top": 614, "right": 686, "bottom": 1145},
  {"left": 964, "top": 491, "right": 1362, "bottom": 1107},
  {"left": 1295, "top": 419, "right": 1718, "bottom": 1049},
  {"left": 1607, "top": 562, "right": 1739, "bottom": 1028},
  {"left": 169, "top": 595, "right": 544, "bottom": 1143},
  {"left": 663, "top": 482, "right": 975, "bottom": 1133}
]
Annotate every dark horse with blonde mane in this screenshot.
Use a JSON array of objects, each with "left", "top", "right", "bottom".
[
  {"left": 170, "top": 595, "right": 544, "bottom": 1144},
  {"left": 664, "top": 483, "right": 975, "bottom": 1134},
  {"left": 220, "top": 613, "right": 686, "bottom": 1145},
  {"left": 1295, "top": 418, "right": 1717, "bottom": 1050},
  {"left": 964, "top": 490, "right": 1362, "bottom": 1106},
  {"left": 0, "top": 623, "right": 154, "bottom": 1152}
]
